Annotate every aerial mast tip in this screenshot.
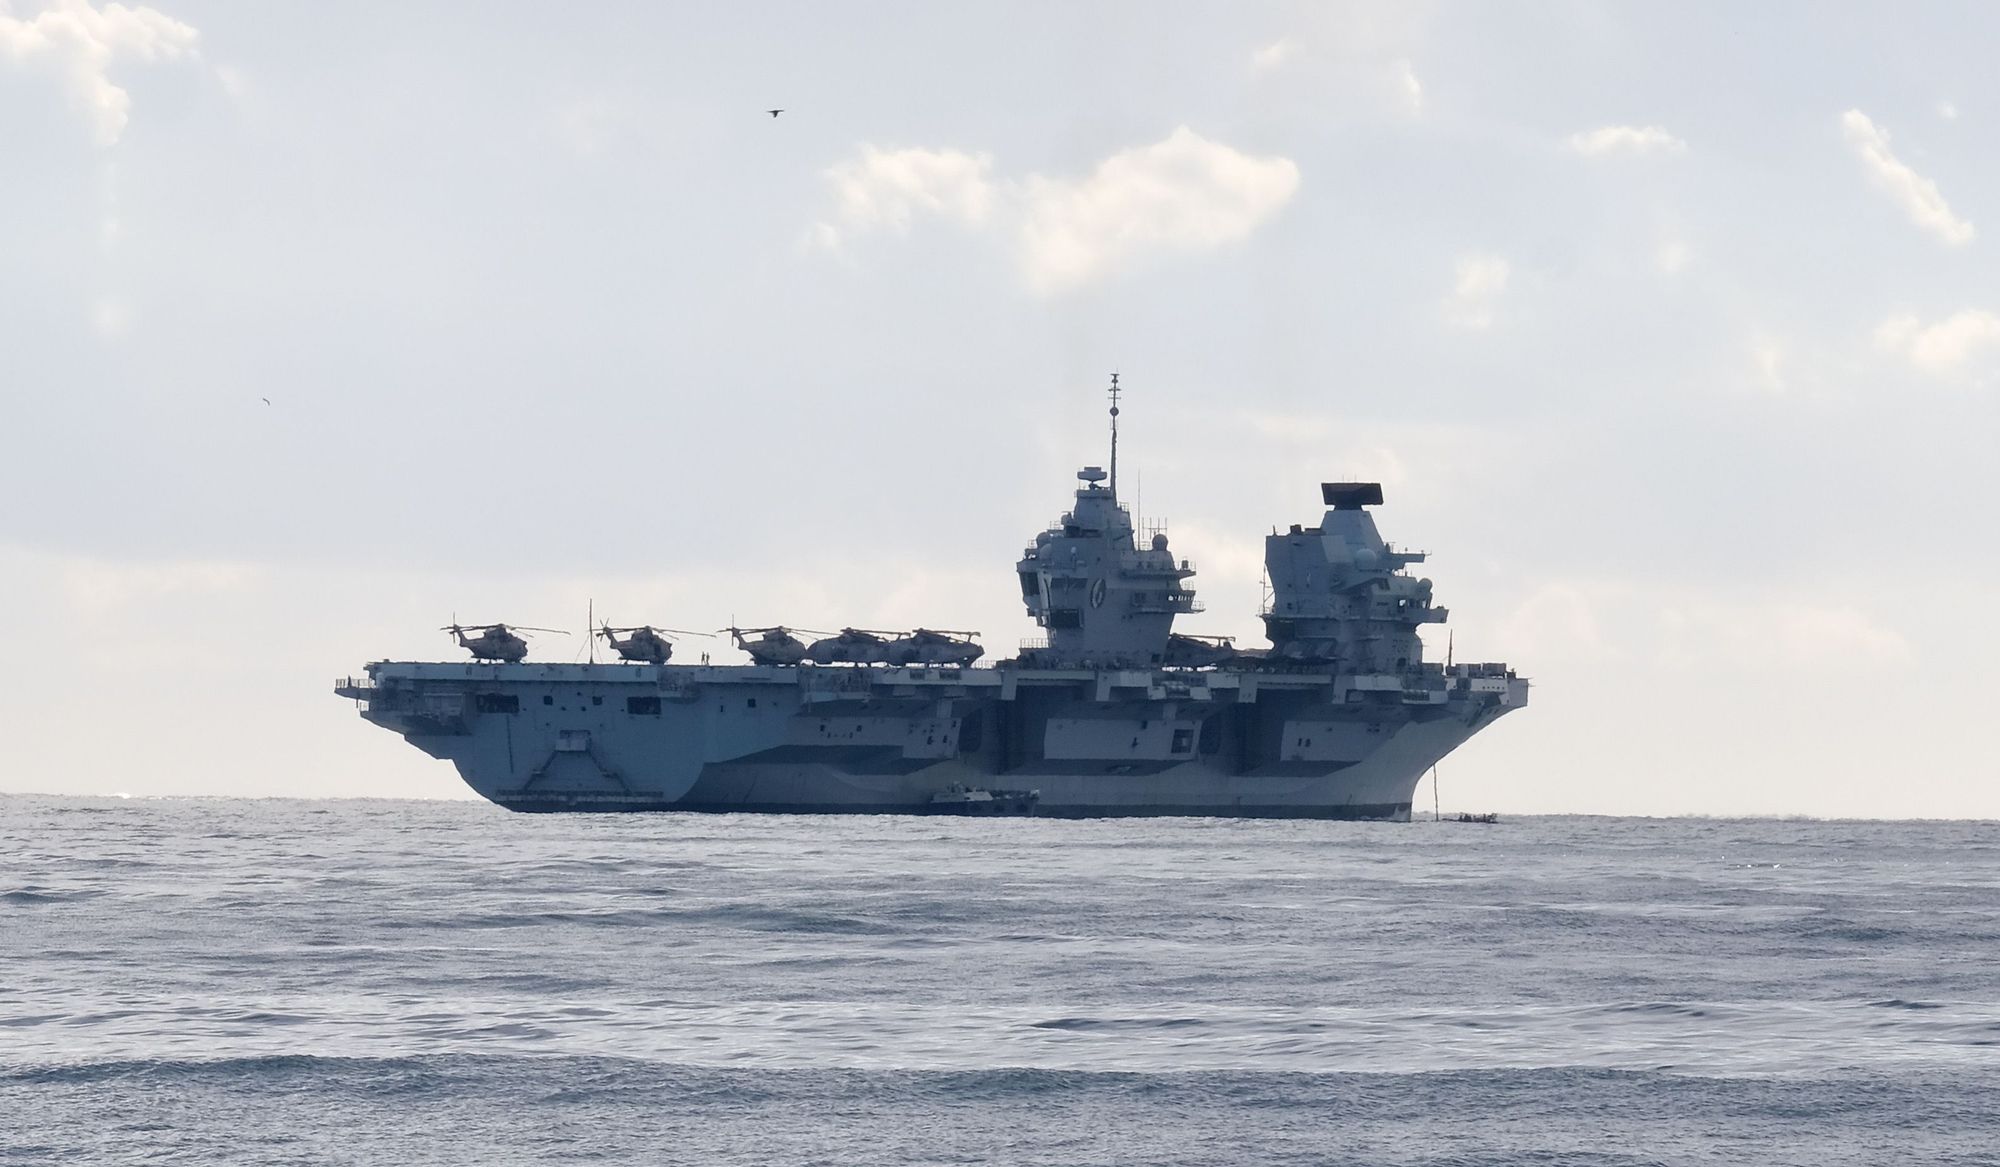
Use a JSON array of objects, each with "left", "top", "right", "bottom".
[{"left": 1108, "top": 372, "right": 1122, "bottom": 497}]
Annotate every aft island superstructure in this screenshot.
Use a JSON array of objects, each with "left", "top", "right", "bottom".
[{"left": 335, "top": 382, "right": 1526, "bottom": 818}]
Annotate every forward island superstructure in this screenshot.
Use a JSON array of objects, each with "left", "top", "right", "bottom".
[{"left": 335, "top": 382, "right": 1526, "bottom": 817}]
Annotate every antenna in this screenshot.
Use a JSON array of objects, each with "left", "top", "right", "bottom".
[
  {"left": 1107, "top": 372, "right": 1121, "bottom": 498},
  {"left": 588, "top": 599, "right": 596, "bottom": 664}
]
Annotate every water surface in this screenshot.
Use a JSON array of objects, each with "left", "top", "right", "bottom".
[{"left": 4, "top": 797, "right": 1996, "bottom": 1164}]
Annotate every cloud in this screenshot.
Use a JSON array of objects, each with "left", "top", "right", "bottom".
[
  {"left": 1017, "top": 127, "right": 1300, "bottom": 291},
  {"left": 1566, "top": 124, "right": 1687, "bottom": 156},
  {"left": 1442, "top": 253, "right": 1508, "bottom": 329},
  {"left": 814, "top": 127, "right": 1299, "bottom": 293},
  {"left": 1250, "top": 37, "right": 1293, "bottom": 74},
  {"left": 1244, "top": 5, "right": 1428, "bottom": 117},
  {"left": 1498, "top": 579, "right": 1910, "bottom": 673},
  {"left": 89, "top": 295, "right": 129, "bottom": 338},
  {"left": 1497, "top": 584, "right": 1616, "bottom": 662},
  {"left": 1392, "top": 58, "right": 1423, "bottom": 115},
  {"left": 816, "top": 145, "right": 996, "bottom": 246},
  {"left": 1840, "top": 109, "right": 1975, "bottom": 246},
  {"left": 0, "top": 0, "right": 200, "bottom": 146},
  {"left": 59, "top": 553, "right": 264, "bottom": 613},
  {"left": 1748, "top": 333, "right": 1788, "bottom": 394},
  {"left": 1875, "top": 308, "right": 2000, "bottom": 377},
  {"left": 1656, "top": 239, "right": 1691, "bottom": 273},
  {"left": 1659, "top": 600, "right": 1910, "bottom": 670}
]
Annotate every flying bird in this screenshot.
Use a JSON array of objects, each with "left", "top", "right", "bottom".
[
  {"left": 260, "top": 397, "right": 271, "bottom": 405},
  {"left": 766, "top": 108, "right": 783, "bottom": 118}
]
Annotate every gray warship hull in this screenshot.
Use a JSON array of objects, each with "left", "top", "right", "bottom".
[{"left": 336, "top": 658, "right": 1526, "bottom": 819}]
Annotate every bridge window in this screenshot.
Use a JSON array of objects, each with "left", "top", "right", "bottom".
[
  {"left": 543, "top": 695, "right": 554, "bottom": 706},
  {"left": 475, "top": 693, "right": 518, "bottom": 714},
  {"left": 1171, "top": 729, "right": 1193, "bottom": 753},
  {"left": 627, "top": 696, "right": 662, "bottom": 715}
]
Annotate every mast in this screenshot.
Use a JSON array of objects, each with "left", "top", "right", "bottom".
[{"left": 1108, "top": 372, "right": 1121, "bottom": 498}]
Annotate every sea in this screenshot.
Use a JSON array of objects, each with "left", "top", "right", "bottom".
[{"left": 2, "top": 796, "right": 1996, "bottom": 1166}]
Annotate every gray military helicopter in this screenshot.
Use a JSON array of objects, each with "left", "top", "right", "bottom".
[
  {"left": 595, "top": 623, "right": 711, "bottom": 665},
  {"left": 883, "top": 628, "right": 984, "bottom": 667},
  {"left": 443, "top": 623, "right": 568, "bottom": 663},
  {"left": 1163, "top": 633, "right": 1236, "bottom": 668},
  {"left": 803, "top": 628, "right": 902, "bottom": 665},
  {"left": 721, "top": 626, "right": 824, "bottom": 667}
]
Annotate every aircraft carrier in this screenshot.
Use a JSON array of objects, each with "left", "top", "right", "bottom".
[{"left": 334, "top": 380, "right": 1527, "bottom": 818}]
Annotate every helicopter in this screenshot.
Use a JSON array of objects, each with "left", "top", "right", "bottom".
[
  {"left": 1163, "top": 633, "right": 1236, "bottom": 668},
  {"left": 883, "top": 628, "right": 984, "bottom": 667},
  {"left": 595, "top": 622, "right": 710, "bottom": 665},
  {"left": 720, "top": 625, "right": 824, "bottom": 667},
  {"left": 443, "top": 623, "right": 568, "bottom": 663},
  {"left": 803, "top": 628, "right": 904, "bottom": 665}
]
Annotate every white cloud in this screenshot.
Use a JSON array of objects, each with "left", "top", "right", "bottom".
[
  {"left": 1566, "top": 125, "right": 1687, "bottom": 156},
  {"left": 1442, "top": 253, "right": 1508, "bottom": 329},
  {"left": 61, "top": 553, "right": 264, "bottom": 612},
  {"left": 1250, "top": 37, "right": 1293, "bottom": 74},
  {"left": 1017, "top": 127, "right": 1300, "bottom": 291},
  {"left": 1938, "top": 100, "right": 1959, "bottom": 121},
  {"left": 1498, "top": 579, "right": 1910, "bottom": 673},
  {"left": 814, "top": 127, "right": 1299, "bottom": 294},
  {"left": 816, "top": 145, "right": 996, "bottom": 245},
  {"left": 0, "top": 0, "right": 200, "bottom": 146},
  {"left": 1656, "top": 239, "right": 1691, "bottom": 274},
  {"left": 1497, "top": 584, "right": 1616, "bottom": 662},
  {"left": 1245, "top": 21, "right": 1421, "bottom": 116},
  {"left": 1840, "top": 109, "right": 1975, "bottom": 246},
  {"left": 1874, "top": 308, "right": 2000, "bottom": 377},
  {"left": 89, "top": 295, "right": 129, "bottom": 338},
  {"left": 1748, "top": 333, "right": 1788, "bottom": 394},
  {"left": 1659, "top": 601, "right": 1910, "bottom": 670},
  {"left": 1393, "top": 58, "right": 1423, "bottom": 115}
]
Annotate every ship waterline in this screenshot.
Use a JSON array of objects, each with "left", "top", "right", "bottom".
[{"left": 335, "top": 657, "right": 1525, "bottom": 818}]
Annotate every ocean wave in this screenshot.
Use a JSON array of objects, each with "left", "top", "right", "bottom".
[
  {"left": 1029, "top": 1016, "right": 1208, "bottom": 1032},
  {"left": 1, "top": 887, "right": 101, "bottom": 907}
]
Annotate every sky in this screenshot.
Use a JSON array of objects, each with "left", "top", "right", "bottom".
[{"left": 3, "top": 1, "right": 1998, "bottom": 817}]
